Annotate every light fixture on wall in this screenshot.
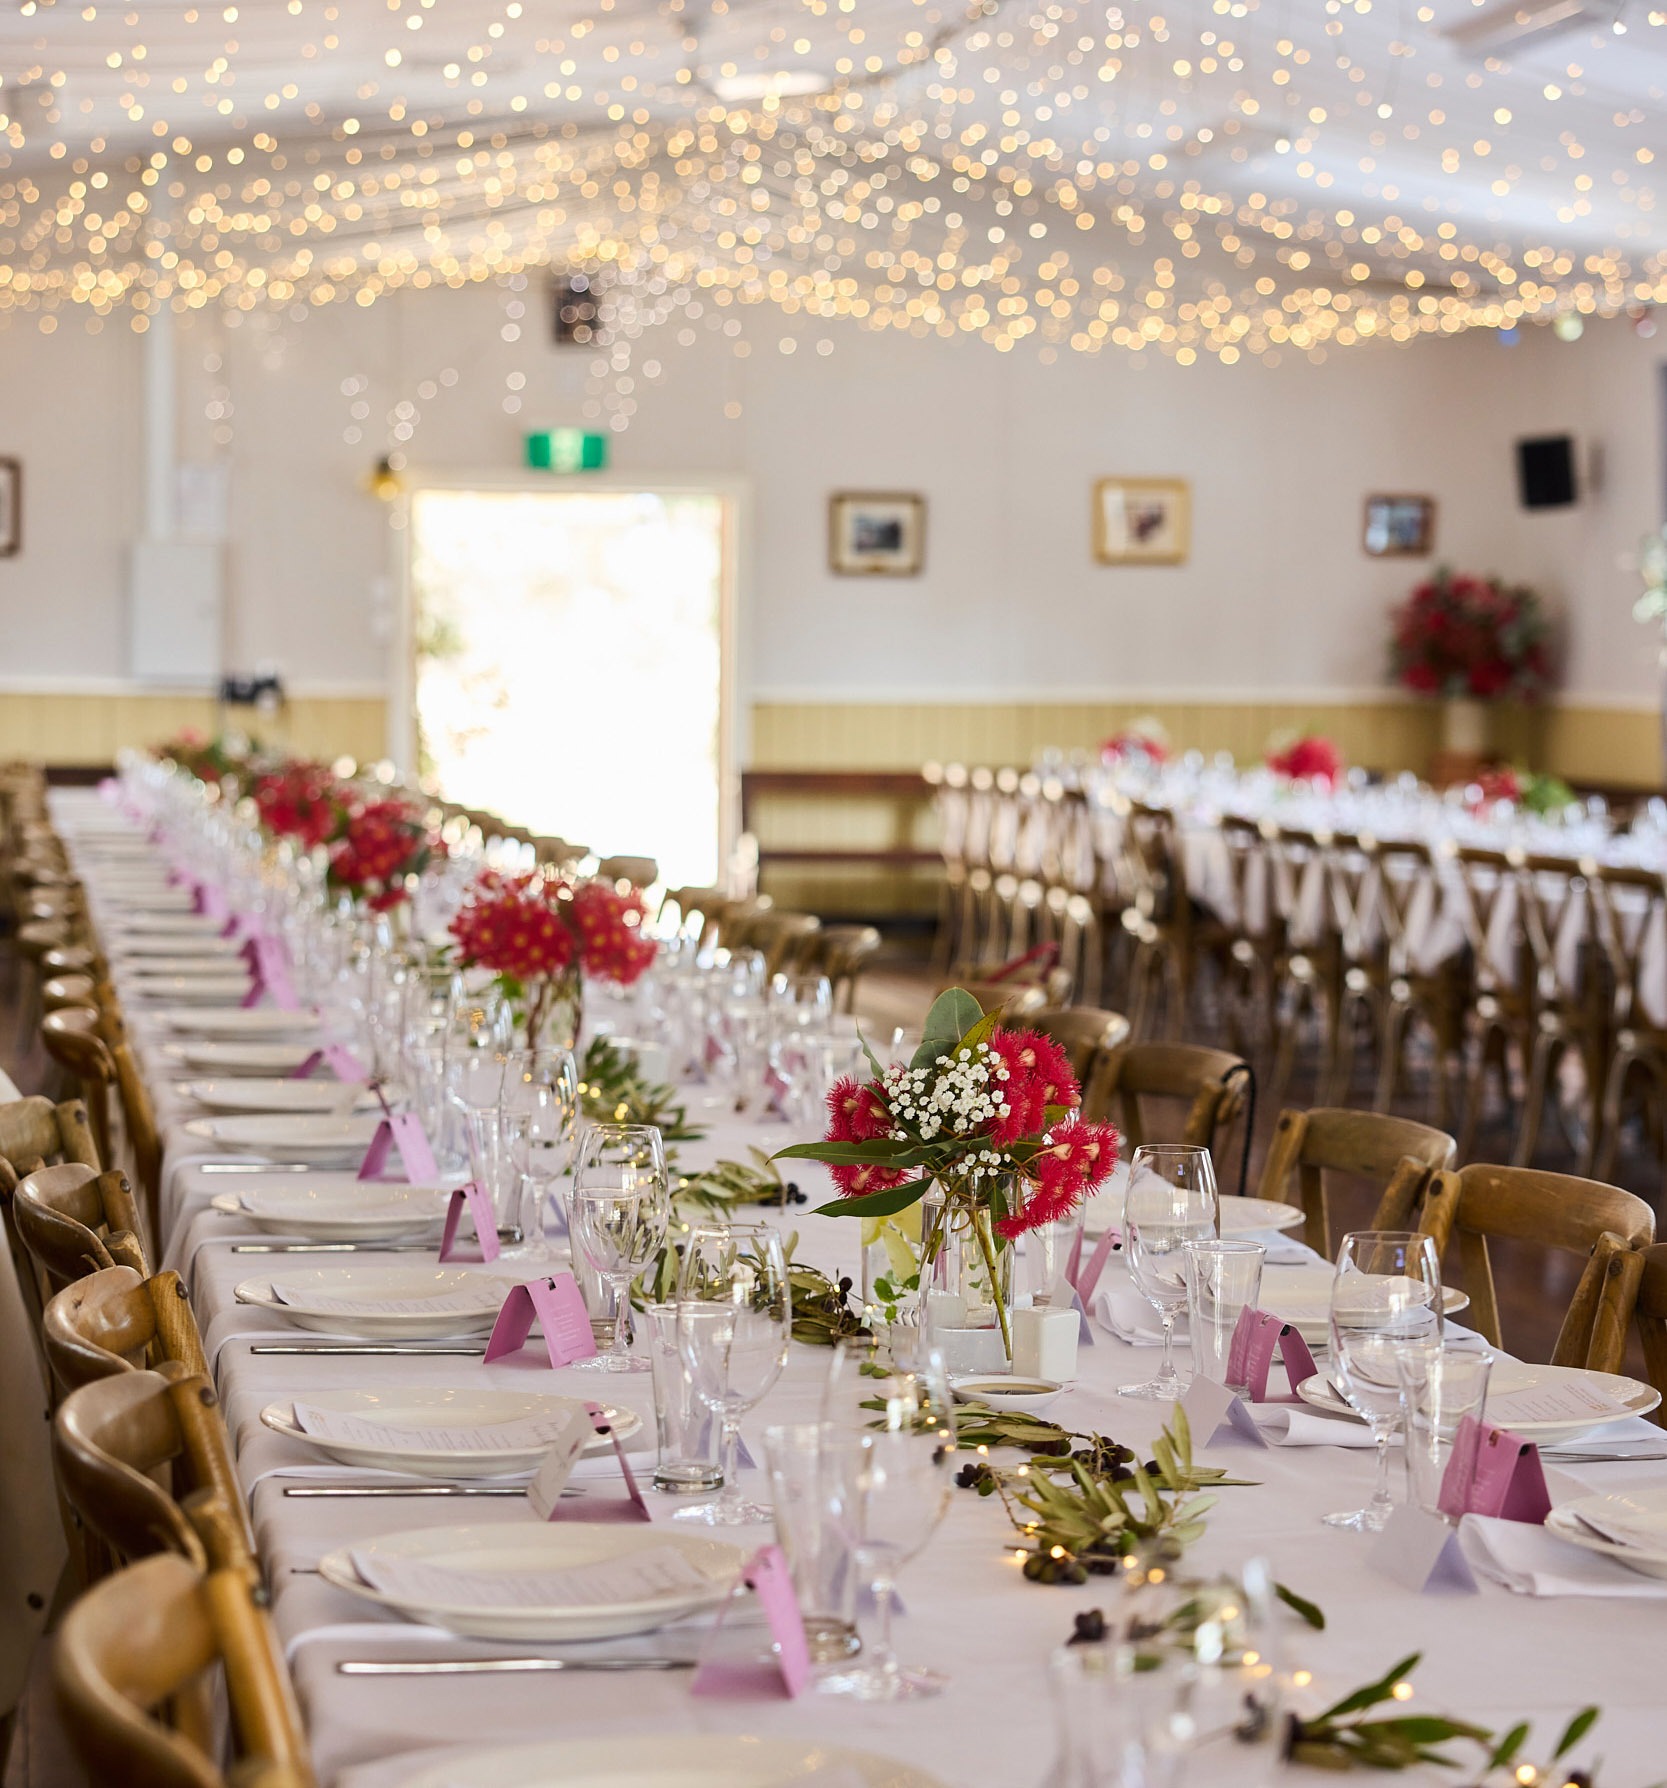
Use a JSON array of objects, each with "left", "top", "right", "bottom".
[{"left": 366, "top": 456, "right": 403, "bottom": 502}]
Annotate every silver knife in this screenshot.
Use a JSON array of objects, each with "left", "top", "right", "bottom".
[
  {"left": 248, "top": 1344, "right": 488, "bottom": 1356},
  {"left": 282, "top": 1484, "right": 531, "bottom": 1498},
  {"left": 231, "top": 1242, "right": 440, "bottom": 1254},
  {"left": 202, "top": 1162, "right": 313, "bottom": 1174},
  {"left": 336, "top": 1657, "right": 693, "bottom": 1676},
  {"left": 1543, "top": 1448, "right": 1667, "bottom": 1465}
]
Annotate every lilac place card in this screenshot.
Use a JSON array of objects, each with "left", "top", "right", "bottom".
[
  {"left": 1369, "top": 1504, "right": 1479, "bottom": 1594},
  {"left": 1072, "top": 1227, "right": 1121, "bottom": 1304},
  {"left": 357, "top": 1112, "right": 439, "bottom": 1184},
  {"left": 691, "top": 1544, "right": 811, "bottom": 1700},
  {"left": 1180, "top": 1374, "right": 1270, "bottom": 1448},
  {"left": 1226, "top": 1307, "right": 1318, "bottom": 1403},
  {"left": 438, "top": 1182, "right": 499, "bottom": 1264},
  {"left": 527, "top": 1402, "right": 650, "bottom": 1523},
  {"left": 291, "top": 1043, "right": 370, "bottom": 1083},
  {"left": 1437, "top": 1416, "right": 1553, "bottom": 1525},
  {"left": 482, "top": 1273, "right": 599, "bottom": 1369}
]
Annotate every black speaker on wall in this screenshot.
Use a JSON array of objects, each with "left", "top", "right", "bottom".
[{"left": 1516, "top": 435, "right": 1578, "bottom": 509}]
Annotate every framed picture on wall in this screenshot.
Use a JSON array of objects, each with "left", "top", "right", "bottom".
[
  {"left": 828, "top": 491, "right": 925, "bottom": 576},
  {"left": 1363, "top": 493, "right": 1435, "bottom": 557},
  {"left": 0, "top": 458, "right": 20, "bottom": 557},
  {"left": 1093, "top": 477, "right": 1189, "bottom": 565}
]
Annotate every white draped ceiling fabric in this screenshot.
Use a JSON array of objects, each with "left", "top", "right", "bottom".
[{"left": 0, "top": 0, "right": 1665, "bottom": 364}]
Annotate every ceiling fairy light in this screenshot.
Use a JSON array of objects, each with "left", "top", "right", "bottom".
[{"left": 0, "top": 0, "right": 1659, "bottom": 367}]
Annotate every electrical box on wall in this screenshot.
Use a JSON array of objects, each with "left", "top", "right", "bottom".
[{"left": 128, "top": 539, "right": 224, "bottom": 684}]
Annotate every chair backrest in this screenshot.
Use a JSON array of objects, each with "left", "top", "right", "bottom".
[
  {"left": 1418, "top": 1163, "right": 1655, "bottom": 1361},
  {"left": 953, "top": 978, "right": 1049, "bottom": 1020},
  {"left": 44, "top": 1266, "right": 210, "bottom": 1396},
  {"left": 812, "top": 925, "right": 882, "bottom": 1013},
  {"left": 1257, "top": 1105, "right": 1456, "bottom": 1258},
  {"left": 41, "top": 1005, "right": 118, "bottom": 1167},
  {"left": 1090, "top": 1041, "right": 1249, "bottom": 1157},
  {"left": 750, "top": 911, "right": 822, "bottom": 978},
  {"left": 1631, "top": 1244, "right": 1667, "bottom": 1427},
  {"left": 14, "top": 1161, "right": 148, "bottom": 1302},
  {"left": 1031, "top": 1007, "right": 1132, "bottom": 1096},
  {"left": 0, "top": 1099, "right": 106, "bottom": 1343},
  {"left": 594, "top": 854, "right": 658, "bottom": 889},
  {"left": 112, "top": 1038, "right": 164, "bottom": 1246},
  {"left": 54, "top": 1550, "right": 316, "bottom": 1788},
  {"left": 52, "top": 1366, "right": 255, "bottom": 1575}
]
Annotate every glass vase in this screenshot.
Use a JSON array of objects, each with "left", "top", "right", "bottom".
[
  {"left": 920, "top": 1175, "right": 1015, "bottom": 1370},
  {"left": 523, "top": 966, "right": 583, "bottom": 1052},
  {"left": 858, "top": 1209, "right": 927, "bottom": 1354}
]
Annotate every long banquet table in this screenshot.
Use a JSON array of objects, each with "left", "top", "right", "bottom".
[{"left": 50, "top": 786, "right": 1667, "bottom": 1787}]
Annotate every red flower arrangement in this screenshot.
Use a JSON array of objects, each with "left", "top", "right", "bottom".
[
  {"left": 777, "top": 989, "right": 1121, "bottom": 1358},
  {"left": 448, "top": 868, "right": 658, "bottom": 1042},
  {"left": 1266, "top": 733, "right": 1344, "bottom": 789},
  {"left": 1389, "top": 568, "right": 1552, "bottom": 702},
  {"left": 253, "top": 761, "right": 341, "bottom": 849},
  {"left": 1101, "top": 717, "right": 1171, "bottom": 766},
  {"left": 327, "top": 798, "right": 437, "bottom": 910}
]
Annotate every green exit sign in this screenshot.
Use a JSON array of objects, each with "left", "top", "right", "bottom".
[{"left": 525, "top": 429, "right": 607, "bottom": 472}]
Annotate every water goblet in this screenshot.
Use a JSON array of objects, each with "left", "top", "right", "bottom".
[
  {"left": 1122, "top": 1144, "right": 1219, "bottom": 1401},
  {"left": 568, "top": 1124, "right": 669, "bottom": 1373}
]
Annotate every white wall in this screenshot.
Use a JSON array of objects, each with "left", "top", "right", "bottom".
[{"left": 0, "top": 289, "right": 1659, "bottom": 707}]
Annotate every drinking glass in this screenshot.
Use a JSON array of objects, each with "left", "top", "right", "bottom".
[
  {"left": 646, "top": 1304, "right": 723, "bottom": 1494},
  {"left": 1122, "top": 1144, "right": 1219, "bottom": 1401},
  {"left": 674, "top": 1223, "right": 792, "bottom": 1525},
  {"left": 1400, "top": 1341, "right": 1493, "bottom": 1516},
  {"left": 501, "top": 1082, "right": 574, "bottom": 1260},
  {"left": 1185, "top": 1239, "right": 1266, "bottom": 1390},
  {"left": 816, "top": 1425, "right": 957, "bottom": 1702},
  {"left": 1326, "top": 1230, "right": 1444, "bottom": 1531},
  {"left": 568, "top": 1124, "right": 669, "bottom": 1374},
  {"left": 763, "top": 1422, "right": 860, "bottom": 1663}
]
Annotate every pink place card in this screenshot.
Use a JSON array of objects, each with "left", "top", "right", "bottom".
[
  {"left": 482, "top": 1273, "right": 599, "bottom": 1369},
  {"left": 291, "top": 1043, "right": 370, "bottom": 1083},
  {"left": 200, "top": 882, "right": 230, "bottom": 923},
  {"left": 1071, "top": 1227, "right": 1121, "bottom": 1305},
  {"left": 1437, "top": 1416, "right": 1553, "bottom": 1525},
  {"left": 438, "top": 1182, "right": 500, "bottom": 1264},
  {"left": 528, "top": 1402, "right": 650, "bottom": 1523},
  {"left": 357, "top": 1112, "right": 440, "bottom": 1184},
  {"left": 1226, "top": 1307, "right": 1319, "bottom": 1404},
  {"left": 1179, "top": 1375, "right": 1270, "bottom": 1448},
  {"left": 1064, "top": 1223, "right": 1085, "bottom": 1291},
  {"left": 691, "top": 1544, "right": 811, "bottom": 1700}
]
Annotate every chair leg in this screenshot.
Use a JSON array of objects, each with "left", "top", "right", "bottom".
[
  {"left": 1375, "top": 997, "right": 1409, "bottom": 1113},
  {"left": 1512, "top": 1028, "right": 1557, "bottom": 1168}
]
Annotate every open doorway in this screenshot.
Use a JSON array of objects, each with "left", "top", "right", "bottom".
[{"left": 404, "top": 482, "right": 734, "bottom": 886}]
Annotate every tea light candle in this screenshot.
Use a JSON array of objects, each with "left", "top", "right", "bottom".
[{"left": 1012, "top": 1306, "right": 1079, "bottom": 1382}]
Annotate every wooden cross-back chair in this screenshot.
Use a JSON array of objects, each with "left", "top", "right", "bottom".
[
  {"left": 54, "top": 1549, "right": 317, "bottom": 1788},
  {"left": 951, "top": 978, "right": 1049, "bottom": 1021},
  {"left": 41, "top": 1006, "right": 118, "bottom": 1167},
  {"left": 1590, "top": 862, "right": 1667, "bottom": 1183},
  {"left": 1417, "top": 1163, "right": 1654, "bottom": 1366},
  {"left": 52, "top": 1366, "right": 257, "bottom": 1578},
  {"left": 1256, "top": 1105, "right": 1456, "bottom": 1260},
  {"left": 1030, "top": 1007, "right": 1132, "bottom": 1098},
  {"left": 111, "top": 1037, "right": 164, "bottom": 1246},
  {"left": 1630, "top": 1245, "right": 1667, "bottom": 1428},
  {"left": 0, "top": 1096, "right": 103, "bottom": 1333},
  {"left": 811, "top": 924, "right": 883, "bottom": 1015},
  {"left": 43, "top": 1265, "right": 210, "bottom": 1397},
  {"left": 1087, "top": 1041, "right": 1250, "bottom": 1161},
  {"left": 13, "top": 1162, "right": 148, "bottom": 1324},
  {"left": 594, "top": 853, "right": 658, "bottom": 890}
]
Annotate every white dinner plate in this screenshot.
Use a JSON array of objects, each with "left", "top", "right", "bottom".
[
  {"left": 154, "top": 1008, "right": 319, "bottom": 1039},
  {"left": 395, "top": 1736, "right": 948, "bottom": 1787},
  {"left": 1296, "top": 1362, "right": 1660, "bottom": 1444},
  {"left": 180, "top": 1078, "right": 375, "bottom": 1116},
  {"left": 318, "top": 1523, "right": 743, "bottom": 1643},
  {"left": 130, "top": 975, "right": 252, "bottom": 1005},
  {"left": 1083, "top": 1166, "right": 1302, "bottom": 1239},
  {"left": 234, "top": 1266, "right": 504, "bottom": 1336},
  {"left": 115, "top": 933, "right": 244, "bottom": 958},
  {"left": 260, "top": 1388, "right": 641, "bottom": 1479},
  {"left": 99, "top": 890, "right": 198, "bottom": 913},
  {"left": 210, "top": 1179, "right": 454, "bottom": 1238},
  {"left": 163, "top": 1039, "right": 322, "bottom": 1075},
  {"left": 124, "top": 955, "right": 248, "bottom": 979},
  {"left": 1260, "top": 1264, "right": 1468, "bottom": 1345},
  {"left": 1546, "top": 1488, "right": 1667, "bottom": 1580},
  {"left": 184, "top": 1112, "right": 381, "bottom": 1158},
  {"left": 112, "top": 914, "right": 227, "bottom": 938}
]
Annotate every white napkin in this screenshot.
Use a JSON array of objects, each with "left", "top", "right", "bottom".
[
  {"left": 1093, "top": 1287, "right": 1188, "bottom": 1348},
  {"left": 1251, "top": 1233, "right": 1319, "bottom": 1266},
  {"left": 1248, "top": 1406, "right": 1381, "bottom": 1448},
  {"left": 1458, "top": 1515, "right": 1667, "bottom": 1598}
]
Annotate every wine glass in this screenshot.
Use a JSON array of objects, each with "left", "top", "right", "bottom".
[
  {"left": 501, "top": 1081, "right": 574, "bottom": 1261},
  {"left": 1326, "top": 1230, "right": 1444, "bottom": 1531},
  {"left": 568, "top": 1124, "right": 669, "bottom": 1374},
  {"left": 1122, "top": 1144, "right": 1219, "bottom": 1401},
  {"left": 674, "top": 1223, "right": 792, "bottom": 1525},
  {"left": 817, "top": 1425, "right": 957, "bottom": 1702}
]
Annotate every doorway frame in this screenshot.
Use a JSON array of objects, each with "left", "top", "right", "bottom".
[{"left": 387, "top": 468, "right": 748, "bottom": 880}]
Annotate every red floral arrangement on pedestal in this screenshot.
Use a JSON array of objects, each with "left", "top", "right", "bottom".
[
  {"left": 253, "top": 761, "right": 341, "bottom": 849},
  {"left": 448, "top": 868, "right": 658, "bottom": 1041},
  {"left": 327, "top": 798, "right": 438, "bottom": 910},
  {"left": 1266, "top": 733, "right": 1344, "bottom": 789},
  {"left": 1389, "top": 568, "right": 1552, "bottom": 702},
  {"left": 1100, "top": 716, "right": 1171, "bottom": 767}
]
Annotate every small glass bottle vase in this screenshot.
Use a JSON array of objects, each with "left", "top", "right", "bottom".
[{"left": 920, "top": 1176, "right": 1015, "bottom": 1374}]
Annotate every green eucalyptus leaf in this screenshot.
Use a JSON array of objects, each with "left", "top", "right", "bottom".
[
  {"left": 811, "top": 1181, "right": 928, "bottom": 1221},
  {"left": 1274, "top": 1582, "right": 1326, "bottom": 1631},
  {"left": 1552, "top": 1707, "right": 1601, "bottom": 1762}
]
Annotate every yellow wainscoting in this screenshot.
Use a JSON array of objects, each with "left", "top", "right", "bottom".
[{"left": 0, "top": 690, "right": 389, "bottom": 769}]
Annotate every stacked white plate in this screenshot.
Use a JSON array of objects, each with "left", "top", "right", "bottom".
[
  {"left": 156, "top": 1008, "right": 319, "bottom": 1040},
  {"left": 319, "top": 1524, "right": 744, "bottom": 1642},
  {"left": 184, "top": 1112, "right": 382, "bottom": 1158},
  {"left": 1547, "top": 1487, "right": 1667, "bottom": 1579},
  {"left": 235, "top": 1266, "right": 505, "bottom": 1336},
  {"left": 131, "top": 975, "right": 254, "bottom": 1006},
  {"left": 163, "top": 1039, "right": 321, "bottom": 1075},
  {"left": 112, "top": 914, "right": 228, "bottom": 939},
  {"left": 395, "top": 1737, "right": 948, "bottom": 1787},
  {"left": 210, "top": 1179, "right": 453, "bottom": 1239},
  {"left": 180, "top": 1078, "right": 376, "bottom": 1116},
  {"left": 260, "top": 1388, "right": 640, "bottom": 1478},
  {"left": 116, "top": 933, "right": 244, "bottom": 959}
]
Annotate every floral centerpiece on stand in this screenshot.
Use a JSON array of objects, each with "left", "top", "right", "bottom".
[
  {"left": 1265, "top": 731, "right": 1343, "bottom": 789},
  {"left": 1100, "top": 716, "right": 1171, "bottom": 767},
  {"left": 775, "top": 989, "right": 1120, "bottom": 1360},
  {"left": 447, "top": 867, "right": 658, "bottom": 1048},
  {"left": 252, "top": 760, "right": 342, "bottom": 849},
  {"left": 326, "top": 796, "right": 439, "bottom": 912}
]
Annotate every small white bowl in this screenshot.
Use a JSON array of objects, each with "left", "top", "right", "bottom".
[{"left": 950, "top": 1375, "right": 1069, "bottom": 1416}]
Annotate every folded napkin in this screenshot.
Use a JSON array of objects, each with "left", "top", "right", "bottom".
[
  {"left": 1457, "top": 1514, "right": 1667, "bottom": 1598},
  {"left": 1248, "top": 1406, "right": 1381, "bottom": 1448},
  {"left": 1093, "top": 1287, "right": 1188, "bottom": 1349},
  {"left": 1253, "top": 1234, "right": 1319, "bottom": 1267}
]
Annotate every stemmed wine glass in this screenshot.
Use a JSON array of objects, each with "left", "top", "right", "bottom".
[
  {"left": 817, "top": 1424, "right": 957, "bottom": 1702},
  {"left": 568, "top": 1124, "right": 669, "bottom": 1373},
  {"left": 674, "top": 1222, "right": 792, "bottom": 1525},
  {"left": 1122, "top": 1144, "right": 1219, "bottom": 1401},
  {"left": 1325, "top": 1229, "right": 1444, "bottom": 1531},
  {"left": 500, "top": 1081, "right": 575, "bottom": 1262}
]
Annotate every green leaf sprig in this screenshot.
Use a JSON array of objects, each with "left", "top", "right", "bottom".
[
  {"left": 579, "top": 1036, "right": 706, "bottom": 1148},
  {"left": 788, "top": 1262, "right": 871, "bottom": 1348},
  {"left": 674, "top": 1147, "right": 805, "bottom": 1215}
]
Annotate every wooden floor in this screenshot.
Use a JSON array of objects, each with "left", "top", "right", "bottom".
[{"left": 849, "top": 947, "right": 1661, "bottom": 1375}]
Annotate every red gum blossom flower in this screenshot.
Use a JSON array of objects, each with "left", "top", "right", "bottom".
[
  {"left": 996, "top": 1119, "right": 1121, "bottom": 1239},
  {"left": 825, "top": 1076, "right": 894, "bottom": 1144},
  {"left": 830, "top": 1161, "right": 914, "bottom": 1198},
  {"left": 987, "top": 1028, "right": 1079, "bottom": 1144}
]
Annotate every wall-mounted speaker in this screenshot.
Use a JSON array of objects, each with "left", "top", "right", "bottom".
[
  {"left": 550, "top": 273, "right": 602, "bottom": 346},
  {"left": 1516, "top": 434, "right": 1577, "bottom": 509}
]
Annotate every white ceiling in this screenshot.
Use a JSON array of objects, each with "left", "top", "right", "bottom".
[{"left": 1, "top": 0, "right": 1665, "bottom": 354}]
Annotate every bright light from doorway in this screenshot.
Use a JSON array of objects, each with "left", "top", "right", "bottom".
[{"left": 409, "top": 486, "right": 726, "bottom": 887}]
